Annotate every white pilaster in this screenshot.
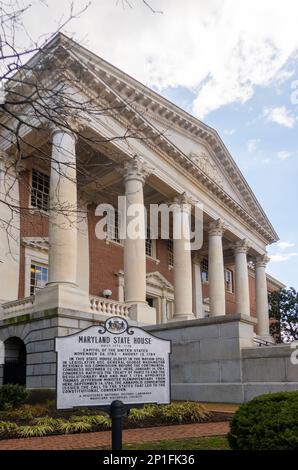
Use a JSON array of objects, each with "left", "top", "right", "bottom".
[
  {"left": 234, "top": 239, "right": 250, "bottom": 316},
  {"left": 192, "top": 253, "right": 204, "bottom": 318},
  {"left": 255, "top": 254, "right": 271, "bottom": 338},
  {"left": 172, "top": 193, "right": 194, "bottom": 321},
  {"left": 208, "top": 219, "right": 226, "bottom": 316}
]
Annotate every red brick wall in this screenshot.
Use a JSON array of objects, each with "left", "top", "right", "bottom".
[
  {"left": 18, "top": 170, "right": 49, "bottom": 298},
  {"left": 88, "top": 206, "right": 174, "bottom": 299}
]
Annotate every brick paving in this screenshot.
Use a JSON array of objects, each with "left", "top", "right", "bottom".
[{"left": 0, "top": 421, "right": 230, "bottom": 450}]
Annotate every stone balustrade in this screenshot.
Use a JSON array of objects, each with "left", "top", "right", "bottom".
[
  {"left": 0, "top": 296, "right": 35, "bottom": 318},
  {"left": 89, "top": 296, "right": 130, "bottom": 317}
]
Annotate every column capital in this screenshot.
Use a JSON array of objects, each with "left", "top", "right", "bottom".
[
  {"left": 233, "top": 238, "right": 251, "bottom": 254},
  {"left": 208, "top": 218, "right": 227, "bottom": 236},
  {"left": 48, "top": 119, "right": 83, "bottom": 142},
  {"left": 192, "top": 251, "right": 204, "bottom": 265},
  {"left": 254, "top": 254, "right": 270, "bottom": 268},
  {"left": 122, "top": 155, "right": 153, "bottom": 184}
]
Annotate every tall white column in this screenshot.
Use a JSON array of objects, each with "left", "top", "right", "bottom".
[
  {"left": 192, "top": 253, "right": 204, "bottom": 318},
  {"left": 172, "top": 194, "right": 194, "bottom": 321},
  {"left": 208, "top": 219, "right": 226, "bottom": 316},
  {"left": 234, "top": 239, "right": 250, "bottom": 316},
  {"left": 47, "top": 128, "right": 78, "bottom": 286},
  {"left": 123, "top": 156, "right": 150, "bottom": 304},
  {"left": 255, "top": 254, "right": 270, "bottom": 338}
]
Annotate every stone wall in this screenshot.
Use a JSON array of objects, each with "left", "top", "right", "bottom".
[
  {"left": 147, "top": 314, "right": 298, "bottom": 403},
  {"left": 0, "top": 308, "right": 106, "bottom": 389}
]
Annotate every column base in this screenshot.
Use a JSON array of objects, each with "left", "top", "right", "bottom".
[
  {"left": 128, "top": 302, "right": 156, "bottom": 325},
  {"left": 170, "top": 312, "right": 195, "bottom": 322},
  {"left": 34, "top": 283, "right": 90, "bottom": 312}
]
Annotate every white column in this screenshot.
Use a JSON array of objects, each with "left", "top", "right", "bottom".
[
  {"left": 234, "top": 239, "right": 250, "bottom": 316},
  {"left": 172, "top": 194, "right": 194, "bottom": 321},
  {"left": 161, "top": 290, "right": 168, "bottom": 324},
  {"left": 192, "top": 253, "right": 204, "bottom": 318},
  {"left": 47, "top": 128, "right": 78, "bottom": 286},
  {"left": 255, "top": 254, "right": 270, "bottom": 338},
  {"left": 208, "top": 219, "right": 226, "bottom": 316},
  {"left": 123, "top": 157, "right": 150, "bottom": 303}
]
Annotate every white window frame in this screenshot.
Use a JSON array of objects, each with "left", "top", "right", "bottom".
[
  {"left": 24, "top": 247, "right": 48, "bottom": 297},
  {"left": 201, "top": 258, "right": 209, "bottom": 283},
  {"left": 106, "top": 209, "right": 121, "bottom": 244},
  {"left": 225, "top": 268, "right": 233, "bottom": 293},
  {"left": 30, "top": 168, "right": 50, "bottom": 212}
]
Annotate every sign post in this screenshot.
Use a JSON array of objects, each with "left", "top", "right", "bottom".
[{"left": 55, "top": 316, "right": 171, "bottom": 450}]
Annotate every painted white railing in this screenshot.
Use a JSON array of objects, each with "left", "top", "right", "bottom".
[
  {"left": 90, "top": 296, "right": 130, "bottom": 317},
  {"left": 1, "top": 296, "right": 35, "bottom": 317}
]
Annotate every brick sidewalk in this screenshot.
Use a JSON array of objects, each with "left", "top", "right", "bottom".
[{"left": 0, "top": 422, "right": 229, "bottom": 450}]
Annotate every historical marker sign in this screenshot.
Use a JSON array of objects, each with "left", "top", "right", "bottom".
[{"left": 55, "top": 317, "right": 171, "bottom": 409}]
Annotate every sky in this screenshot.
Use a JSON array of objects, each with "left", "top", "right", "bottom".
[{"left": 10, "top": 0, "right": 298, "bottom": 287}]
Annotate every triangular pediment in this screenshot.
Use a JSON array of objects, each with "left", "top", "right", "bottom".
[{"left": 146, "top": 272, "right": 173, "bottom": 291}]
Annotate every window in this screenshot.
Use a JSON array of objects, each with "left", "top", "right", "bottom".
[
  {"left": 225, "top": 269, "right": 233, "bottom": 293},
  {"left": 146, "top": 227, "right": 153, "bottom": 257},
  {"left": 201, "top": 258, "right": 208, "bottom": 283},
  {"left": 168, "top": 239, "right": 173, "bottom": 266},
  {"left": 107, "top": 209, "right": 121, "bottom": 243},
  {"left": 31, "top": 169, "right": 49, "bottom": 211},
  {"left": 30, "top": 262, "right": 48, "bottom": 295}
]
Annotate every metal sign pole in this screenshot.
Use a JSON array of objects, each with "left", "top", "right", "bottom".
[{"left": 110, "top": 400, "right": 125, "bottom": 450}]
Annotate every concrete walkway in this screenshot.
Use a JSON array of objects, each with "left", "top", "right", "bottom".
[{"left": 0, "top": 422, "right": 230, "bottom": 450}]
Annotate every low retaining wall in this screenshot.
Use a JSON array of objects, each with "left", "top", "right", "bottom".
[{"left": 147, "top": 314, "right": 298, "bottom": 403}]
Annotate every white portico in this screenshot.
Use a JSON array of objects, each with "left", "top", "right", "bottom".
[{"left": 0, "top": 33, "right": 279, "bottom": 340}]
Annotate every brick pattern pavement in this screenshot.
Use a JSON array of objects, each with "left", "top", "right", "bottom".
[{"left": 0, "top": 421, "right": 229, "bottom": 450}]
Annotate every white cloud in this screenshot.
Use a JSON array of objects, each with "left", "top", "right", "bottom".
[
  {"left": 247, "top": 139, "right": 260, "bottom": 153},
  {"left": 270, "top": 252, "right": 298, "bottom": 262},
  {"left": 277, "top": 150, "right": 292, "bottom": 160},
  {"left": 16, "top": 0, "right": 298, "bottom": 119},
  {"left": 276, "top": 241, "right": 295, "bottom": 250},
  {"left": 224, "top": 129, "right": 235, "bottom": 135},
  {"left": 263, "top": 106, "right": 295, "bottom": 128}
]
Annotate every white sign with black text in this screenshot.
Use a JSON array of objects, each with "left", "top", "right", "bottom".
[{"left": 55, "top": 317, "right": 171, "bottom": 409}]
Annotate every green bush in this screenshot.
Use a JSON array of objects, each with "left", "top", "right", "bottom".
[
  {"left": 0, "top": 384, "right": 29, "bottom": 410},
  {"left": 228, "top": 391, "right": 298, "bottom": 450},
  {"left": 128, "top": 402, "right": 208, "bottom": 425}
]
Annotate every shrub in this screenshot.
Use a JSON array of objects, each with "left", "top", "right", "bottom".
[
  {"left": 128, "top": 402, "right": 208, "bottom": 425},
  {"left": 228, "top": 391, "right": 298, "bottom": 450},
  {"left": 0, "top": 384, "right": 29, "bottom": 410},
  {"left": 73, "top": 415, "right": 112, "bottom": 428},
  {"left": 17, "top": 424, "right": 54, "bottom": 438},
  {"left": 0, "top": 403, "right": 48, "bottom": 420},
  {"left": 0, "top": 421, "right": 18, "bottom": 433},
  {"left": 57, "top": 419, "right": 93, "bottom": 434},
  {"left": 159, "top": 402, "right": 209, "bottom": 424}
]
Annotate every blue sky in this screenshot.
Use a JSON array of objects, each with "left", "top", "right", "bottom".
[
  {"left": 14, "top": 0, "right": 298, "bottom": 287},
  {"left": 161, "top": 75, "right": 298, "bottom": 287}
]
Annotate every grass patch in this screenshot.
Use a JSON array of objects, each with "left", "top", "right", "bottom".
[{"left": 95, "top": 436, "right": 230, "bottom": 450}]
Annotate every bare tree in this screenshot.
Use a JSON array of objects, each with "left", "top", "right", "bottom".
[{"left": 0, "top": 0, "right": 165, "bottom": 259}]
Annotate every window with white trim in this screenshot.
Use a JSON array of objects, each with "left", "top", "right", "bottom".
[
  {"left": 146, "top": 227, "right": 153, "bottom": 257},
  {"left": 201, "top": 258, "right": 208, "bottom": 283},
  {"left": 31, "top": 169, "right": 49, "bottom": 211},
  {"left": 30, "top": 262, "right": 48, "bottom": 295},
  {"left": 107, "top": 209, "right": 121, "bottom": 243},
  {"left": 225, "top": 269, "right": 233, "bottom": 293},
  {"left": 168, "top": 239, "right": 173, "bottom": 266}
]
